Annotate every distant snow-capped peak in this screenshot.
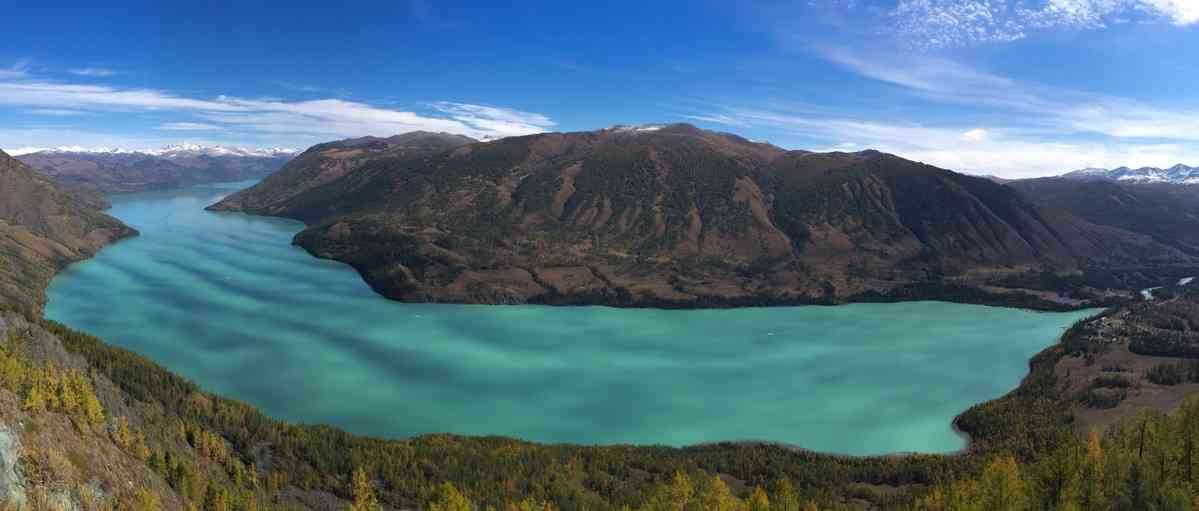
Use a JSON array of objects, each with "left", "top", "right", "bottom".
[
  {"left": 149, "top": 144, "right": 298, "bottom": 158},
  {"left": 1061, "top": 164, "right": 1199, "bottom": 184},
  {"left": 8, "top": 144, "right": 297, "bottom": 158}
]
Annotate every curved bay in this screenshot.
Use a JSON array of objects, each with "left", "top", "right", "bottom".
[{"left": 45, "top": 181, "right": 1099, "bottom": 454}]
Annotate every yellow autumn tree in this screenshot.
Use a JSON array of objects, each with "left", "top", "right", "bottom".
[
  {"left": 746, "top": 486, "right": 770, "bottom": 511},
  {"left": 1079, "top": 430, "right": 1105, "bottom": 509},
  {"left": 979, "top": 456, "right": 1026, "bottom": 511},
  {"left": 428, "top": 482, "right": 472, "bottom": 511},
  {"left": 689, "top": 475, "right": 738, "bottom": 511},
  {"left": 114, "top": 416, "right": 134, "bottom": 450},
  {"left": 349, "top": 467, "right": 381, "bottom": 511},
  {"left": 506, "top": 496, "right": 557, "bottom": 511},
  {"left": 641, "top": 472, "right": 694, "bottom": 511},
  {"left": 22, "top": 384, "right": 46, "bottom": 412},
  {"left": 772, "top": 478, "right": 800, "bottom": 511}
]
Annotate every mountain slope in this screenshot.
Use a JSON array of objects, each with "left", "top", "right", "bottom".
[
  {"left": 17, "top": 145, "right": 297, "bottom": 193},
  {"left": 208, "top": 131, "right": 476, "bottom": 216},
  {"left": 215, "top": 124, "right": 1187, "bottom": 307},
  {"left": 1009, "top": 177, "right": 1199, "bottom": 255},
  {"left": 0, "top": 150, "right": 137, "bottom": 310}
]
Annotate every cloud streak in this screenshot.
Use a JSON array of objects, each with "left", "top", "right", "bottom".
[
  {"left": 820, "top": 47, "right": 1199, "bottom": 143},
  {"left": 67, "top": 67, "right": 116, "bottom": 77},
  {"left": 0, "top": 75, "right": 556, "bottom": 145},
  {"left": 158, "top": 122, "right": 221, "bottom": 131}
]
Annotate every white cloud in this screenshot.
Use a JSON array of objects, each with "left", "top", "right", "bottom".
[
  {"left": 158, "top": 122, "right": 221, "bottom": 131},
  {"left": 67, "top": 67, "right": 116, "bottom": 77},
  {"left": 1142, "top": 0, "right": 1199, "bottom": 24},
  {"left": 891, "top": 0, "right": 1199, "bottom": 49},
  {"left": 961, "top": 128, "right": 988, "bottom": 141},
  {"left": 0, "top": 77, "right": 555, "bottom": 144}
]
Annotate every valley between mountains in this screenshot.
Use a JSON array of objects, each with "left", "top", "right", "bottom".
[{"left": 6, "top": 123, "right": 1199, "bottom": 510}]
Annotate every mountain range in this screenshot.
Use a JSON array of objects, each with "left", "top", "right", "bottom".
[
  {"left": 1060, "top": 164, "right": 1199, "bottom": 184},
  {"left": 210, "top": 123, "right": 1191, "bottom": 308},
  {"left": 7, "top": 126, "right": 1199, "bottom": 509},
  {"left": 15, "top": 144, "right": 297, "bottom": 193}
]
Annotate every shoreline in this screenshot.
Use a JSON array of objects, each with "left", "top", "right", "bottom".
[{"left": 33, "top": 183, "right": 1119, "bottom": 462}]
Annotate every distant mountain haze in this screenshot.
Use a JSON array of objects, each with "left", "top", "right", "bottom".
[
  {"left": 16, "top": 144, "right": 298, "bottom": 193},
  {"left": 209, "top": 124, "right": 1194, "bottom": 308}
]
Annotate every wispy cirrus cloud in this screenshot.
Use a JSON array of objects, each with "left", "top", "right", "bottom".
[
  {"left": 67, "top": 67, "right": 116, "bottom": 77},
  {"left": 819, "top": 47, "right": 1199, "bottom": 142},
  {"left": 891, "top": 0, "right": 1199, "bottom": 49},
  {"left": 430, "top": 102, "right": 556, "bottom": 139},
  {"left": 27, "top": 108, "right": 89, "bottom": 116}
]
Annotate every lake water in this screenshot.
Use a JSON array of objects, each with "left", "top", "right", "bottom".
[{"left": 44, "top": 181, "right": 1099, "bottom": 454}]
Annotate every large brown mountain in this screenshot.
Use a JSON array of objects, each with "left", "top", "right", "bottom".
[
  {"left": 209, "top": 124, "right": 1188, "bottom": 307},
  {"left": 0, "top": 150, "right": 137, "bottom": 310}
]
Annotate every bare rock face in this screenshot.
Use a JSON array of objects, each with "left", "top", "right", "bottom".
[
  {"left": 0, "top": 423, "right": 23, "bottom": 507},
  {"left": 223, "top": 125, "right": 1190, "bottom": 308}
]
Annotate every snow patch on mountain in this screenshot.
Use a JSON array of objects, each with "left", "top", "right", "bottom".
[
  {"left": 1061, "top": 164, "right": 1199, "bottom": 184},
  {"left": 6, "top": 144, "right": 298, "bottom": 158}
]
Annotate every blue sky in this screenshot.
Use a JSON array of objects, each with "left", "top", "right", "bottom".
[{"left": 3, "top": 1, "right": 1199, "bottom": 177}]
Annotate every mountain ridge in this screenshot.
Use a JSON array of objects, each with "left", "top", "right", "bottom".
[{"left": 212, "top": 123, "right": 1192, "bottom": 309}]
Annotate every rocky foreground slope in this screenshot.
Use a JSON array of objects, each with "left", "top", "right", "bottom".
[{"left": 211, "top": 124, "right": 1188, "bottom": 308}]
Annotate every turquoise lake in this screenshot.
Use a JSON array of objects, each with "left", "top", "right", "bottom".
[{"left": 44, "top": 181, "right": 1100, "bottom": 454}]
